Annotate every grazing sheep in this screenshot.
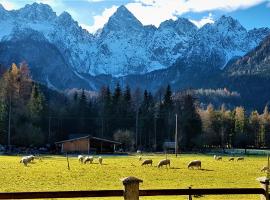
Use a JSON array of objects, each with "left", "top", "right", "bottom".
[
  {"left": 214, "top": 155, "right": 222, "bottom": 161},
  {"left": 27, "top": 155, "right": 35, "bottom": 162},
  {"left": 78, "top": 155, "right": 84, "bottom": 163},
  {"left": 20, "top": 156, "right": 32, "bottom": 166},
  {"left": 138, "top": 156, "right": 142, "bottom": 161},
  {"left": 157, "top": 159, "right": 170, "bottom": 168},
  {"left": 188, "top": 160, "right": 201, "bottom": 169},
  {"left": 261, "top": 166, "right": 269, "bottom": 172},
  {"left": 237, "top": 157, "right": 244, "bottom": 161},
  {"left": 141, "top": 159, "right": 153, "bottom": 166},
  {"left": 215, "top": 156, "right": 222, "bottom": 161},
  {"left": 84, "top": 156, "right": 94, "bottom": 164},
  {"left": 98, "top": 156, "right": 103, "bottom": 165},
  {"left": 228, "top": 157, "right": 234, "bottom": 161}
]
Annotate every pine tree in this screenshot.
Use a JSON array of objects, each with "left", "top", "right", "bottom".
[
  {"left": 262, "top": 105, "right": 270, "bottom": 147},
  {"left": 176, "top": 93, "right": 202, "bottom": 150},
  {"left": 160, "top": 85, "right": 174, "bottom": 141},
  {"left": 234, "top": 106, "right": 247, "bottom": 148},
  {"left": 28, "top": 84, "right": 44, "bottom": 120}
]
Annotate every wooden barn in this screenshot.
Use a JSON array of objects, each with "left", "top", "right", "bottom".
[{"left": 55, "top": 135, "right": 121, "bottom": 154}]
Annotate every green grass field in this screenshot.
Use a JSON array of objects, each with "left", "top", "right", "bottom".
[{"left": 0, "top": 154, "right": 268, "bottom": 200}]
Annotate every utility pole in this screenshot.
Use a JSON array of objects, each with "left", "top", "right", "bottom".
[
  {"left": 8, "top": 95, "right": 11, "bottom": 152},
  {"left": 101, "top": 117, "right": 104, "bottom": 137},
  {"left": 48, "top": 116, "right": 51, "bottom": 143},
  {"left": 175, "top": 114, "right": 178, "bottom": 157},
  {"left": 135, "top": 109, "right": 138, "bottom": 149},
  {"left": 154, "top": 116, "right": 157, "bottom": 151}
]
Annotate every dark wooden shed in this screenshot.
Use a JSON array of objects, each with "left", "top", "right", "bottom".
[{"left": 55, "top": 135, "right": 121, "bottom": 154}]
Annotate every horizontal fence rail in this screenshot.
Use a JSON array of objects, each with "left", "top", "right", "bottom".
[
  {"left": 139, "top": 188, "right": 266, "bottom": 196},
  {"left": 0, "top": 190, "right": 124, "bottom": 199},
  {"left": 0, "top": 188, "right": 267, "bottom": 199}
]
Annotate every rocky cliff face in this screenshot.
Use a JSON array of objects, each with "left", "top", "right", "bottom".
[{"left": 0, "top": 3, "right": 269, "bottom": 91}]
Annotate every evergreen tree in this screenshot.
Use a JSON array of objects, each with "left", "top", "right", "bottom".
[
  {"left": 28, "top": 84, "right": 45, "bottom": 120},
  {"left": 248, "top": 111, "right": 260, "bottom": 147},
  {"left": 159, "top": 85, "right": 174, "bottom": 141},
  {"left": 176, "top": 93, "right": 202, "bottom": 150},
  {"left": 261, "top": 105, "right": 270, "bottom": 147},
  {"left": 234, "top": 106, "right": 247, "bottom": 148}
]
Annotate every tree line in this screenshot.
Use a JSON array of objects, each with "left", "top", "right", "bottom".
[{"left": 0, "top": 64, "right": 269, "bottom": 151}]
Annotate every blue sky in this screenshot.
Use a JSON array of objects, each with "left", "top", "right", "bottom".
[{"left": 0, "top": 0, "right": 269, "bottom": 32}]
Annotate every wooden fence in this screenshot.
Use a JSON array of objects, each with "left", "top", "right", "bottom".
[{"left": 0, "top": 176, "right": 269, "bottom": 200}]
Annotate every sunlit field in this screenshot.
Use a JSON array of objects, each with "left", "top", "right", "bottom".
[{"left": 0, "top": 154, "right": 268, "bottom": 200}]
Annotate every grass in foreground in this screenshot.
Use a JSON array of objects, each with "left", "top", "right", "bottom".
[{"left": 0, "top": 154, "right": 267, "bottom": 200}]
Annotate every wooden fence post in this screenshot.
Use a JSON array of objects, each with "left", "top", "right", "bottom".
[
  {"left": 188, "top": 186, "right": 192, "bottom": 200},
  {"left": 121, "top": 176, "right": 143, "bottom": 200},
  {"left": 257, "top": 177, "right": 269, "bottom": 200}
]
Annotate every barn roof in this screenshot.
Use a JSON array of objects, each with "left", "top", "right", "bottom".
[{"left": 55, "top": 135, "right": 121, "bottom": 145}]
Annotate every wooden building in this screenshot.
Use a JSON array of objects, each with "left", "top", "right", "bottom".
[{"left": 55, "top": 135, "right": 121, "bottom": 154}]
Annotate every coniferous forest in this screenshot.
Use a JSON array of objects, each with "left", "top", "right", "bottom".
[{"left": 1, "top": 64, "right": 270, "bottom": 151}]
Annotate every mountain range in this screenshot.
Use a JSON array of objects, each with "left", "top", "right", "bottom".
[{"left": 0, "top": 3, "right": 270, "bottom": 109}]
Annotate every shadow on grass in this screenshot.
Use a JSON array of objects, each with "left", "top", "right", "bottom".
[
  {"left": 194, "top": 194, "right": 204, "bottom": 198},
  {"left": 200, "top": 168, "right": 214, "bottom": 171},
  {"left": 169, "top": 167, "right": 181, "bottom": 170}
]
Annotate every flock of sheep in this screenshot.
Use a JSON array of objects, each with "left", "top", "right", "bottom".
[
  {"left": 19, "top": 154, "right": 269, "bottom": 173},
  {"left": 139, "top": 156, "right": 200, "bottom": 169},
  {"left": 19, "top": 154, "right": 103, "bottom": 166},
  {"left": 78, "top": 155, "right": 103, "bottom": 165},
  {"left": 213, "top": 155, "right": 244, "bottom": 161},
  {"left": 138, "top": 155, "right": 248, "bottom": 170}
]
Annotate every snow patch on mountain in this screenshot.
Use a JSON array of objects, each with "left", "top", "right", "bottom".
[{"left": 0, "top": 3, "right": 269, "bottom": 87}]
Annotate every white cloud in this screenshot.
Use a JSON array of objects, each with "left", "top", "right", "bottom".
[
  {"left": 189, "top": 13, "right": 214, "bottom": 28},
  {"left": 126, "top": 1, "right": 179, "bottom": 27},
  {"left": 182, "top": 0, "right": 266, "bottom": 12},
  {"left": 88, "top": 0, "right": 105, "bottom": 2},
  {"left": 0, "top": 0, "right": 19, "bottom": 10},
  {"left": 80, "top": 23, "right": 93, "bottom": 32},
  {"left": 87, "top": 5, "right": 118, "bottom": 33},
  {"left": 125, "top": 0, "right": 266, "bottom": 27}
]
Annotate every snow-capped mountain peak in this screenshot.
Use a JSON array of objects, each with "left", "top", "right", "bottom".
[
  {"left": 0, "top": 3, "right": 270, "bottom": 90},
  {"left": 103, "top": 5, "right": 143, "bottom": 33},
  {"left": 215, "top": 15, "right": 246, "bottom": 33},
  {"left": 16, "top": 3, "right": 56, "bottom": 21},
  {"left": 57, "top": 11, "right": 77, "bottom": 27}
]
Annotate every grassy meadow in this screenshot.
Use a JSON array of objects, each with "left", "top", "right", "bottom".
[{"left": 0, "top": 154, "right": 268, "bottom": 200}]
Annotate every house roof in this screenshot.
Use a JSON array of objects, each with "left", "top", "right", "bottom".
[{"left": 55, "top": 135, "right": 121, "bottom": 145}]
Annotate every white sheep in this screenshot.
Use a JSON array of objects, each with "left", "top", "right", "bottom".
[
  {"left": 98, "top": 156, "right": 103, "bottom": 165},
  {"left": 28, "top": 155, "right": 35, "bottom": 162},
  {"left": 78, "top": 155, "right": 84, "bottom": 163},
  {"left": 141, "top": 159, "right": 153, "bottom": 166},
  {"left": 215, "top": 156, "right": 222, "bottom": 161},
  {"left": 214, "top": 155, "right": 222, "bottom": 160},
  {"left": 188, "top": 160, "right": 201, "bottom": 169},
  {"left": 157, "top": 159, "right": 170, "bottom": 168},
  {"left": 261, "top": 166, "right": 269, "bottom": 172},
  {"left": 20, "top": 156, "right": 32, "bottom": 166},
  {"left": 228, "top": 157, "right": 234, "bottom": 161},
  {"left": 84, "top": 156, "right": 94, "bottom": 164},
  {"left": 237, "top": 157, "right": 244, "bottom": 161}
]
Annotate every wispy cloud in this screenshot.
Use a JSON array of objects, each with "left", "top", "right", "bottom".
[
  {"left": 189, "top": 13, "right": 215, "bottom": 28},
  {"left": 124, "top": 0, "right": 266, "bottom": 27},
  {"left": 86, "top": 5, "right": 118, "bottom": 33},
  {"left": 87, "top": 0, "right": 105, "bottom": 2},
  {"left": 0, "top": 0, "right": 19, "bottom": 10}
]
